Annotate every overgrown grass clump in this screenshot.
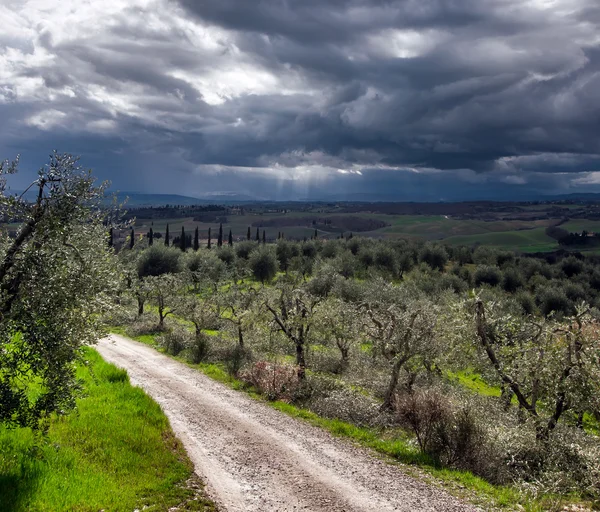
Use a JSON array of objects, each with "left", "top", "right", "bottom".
[{"left": 0, "top": 347, "right": 214, "bottom": 512}]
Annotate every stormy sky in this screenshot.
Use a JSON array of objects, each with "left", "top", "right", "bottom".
[{"left": 2, "top": 0, "right": 600, "bottom": 201}]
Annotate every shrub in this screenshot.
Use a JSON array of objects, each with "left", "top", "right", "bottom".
[
  {"left": 239, "top": 361, "right": 299, "bottom": 401},
  {"left": 307, "top": 265, "right": 337, "bottom": 297},
  {"left": 310, "top": 388, "right": 383, "bottom": 427},
  {"left": 224, "top": 345, "right": 251, "bottom": 376},
  {"left": 320, "top": 242, "right": 338, "bottom": 259},
  {"left": 438, "top": 274, "right": 468, "bottom": 294},
  {"left": 157, "top": 328, "right": 191, "bottom": 356},
  {"left": 395, "top": 389, "right": 501, "bottom": 482},
  {"left": 395, "top": 388, "right": 451, "bottom": 454},
  {"left": 374, "top": 246, "right": 397, "bottom": 276},
  {"left": 188, "top": 332, "right": 211, "bottom": 364}
]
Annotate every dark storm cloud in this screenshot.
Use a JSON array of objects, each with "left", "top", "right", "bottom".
[{"left": 2, "top": 0, "right": 600, "bottom": 199}]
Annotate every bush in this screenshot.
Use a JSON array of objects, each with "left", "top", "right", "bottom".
[
  {"left": 358, "top": 248, "right": 375, "bottom": 269},
  {"left": 224, "top": 345, "right": 251, "bottom": 376},
  {"left": 157, "top": 328, "right": 191, "bottom": 356},
  {"left": 275, "top": 240, "right": 293, "bottom": 271},
  {"left": 438, "top": 274, "right": 468, "bottom": 294},
  {"left": 188, "top": 332, "right": 211, "bottom": 364},
  {"left": 395, "top": 389, "right": 499, "bottom": 481},
  {"left": 395, "top": 388, "right": 451, "bottom": 454},
  {"left": 310, "top": 388, "right": 383, "bottom": 427},
  {"left": 307, "top": 265, "right": 337, "bottom": 297},
  {"left": 239, "top": 361, "right": 299, "bottom": 401}
]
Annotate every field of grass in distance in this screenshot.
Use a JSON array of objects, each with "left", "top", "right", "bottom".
[
  {"left": 444, "top": 227, "right": 558, "bottom": 252},
  {"left": 0, "top": 347, "right": 215, "bottom": 512}
]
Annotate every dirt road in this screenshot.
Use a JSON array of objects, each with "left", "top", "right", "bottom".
[{"left": 97, "top": 335, "right": 479, "bottom": 512}]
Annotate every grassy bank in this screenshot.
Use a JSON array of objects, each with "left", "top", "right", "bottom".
[{"left": 0, "top": 347, "right": 215, "bottom": 512}]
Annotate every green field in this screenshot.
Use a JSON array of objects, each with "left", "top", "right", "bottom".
[
  {"left": 560, "top": 220, "right": 600, "bottom": 233},
  {"left": 123, "top": 211, "right": 565, "bottom": 253},
  {"left": 444, "top": 227, "right": 558, "bottom": 252}
]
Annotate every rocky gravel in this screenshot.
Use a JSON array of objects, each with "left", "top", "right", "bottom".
[{"left": 97, "top": 335, "right": 479, "bottom": 512}]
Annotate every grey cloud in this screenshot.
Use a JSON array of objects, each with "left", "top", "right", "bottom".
[{"left": 2, "top": 0, "right": 600, "bottom": 200}]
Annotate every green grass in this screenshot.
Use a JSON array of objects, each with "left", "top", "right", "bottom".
[
  {"left": 444, "top": 227, "right": 558, "bottom": 253},
  {"left": 0, "top": 348, "right": 215, "bottom": 512},
  {"left": 447, "top": 370, "right": 502, "bottom": 398}
]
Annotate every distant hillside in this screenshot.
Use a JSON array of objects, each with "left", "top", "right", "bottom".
[
  {"left": 108, "top": 192, "right": 206, "bottom": 206},
  {"left": 109, "top": 192, "right": 259, "bottom": 206}
]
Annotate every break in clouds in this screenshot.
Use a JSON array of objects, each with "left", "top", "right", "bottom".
[{"left": 1, "top": 0, "right": 600, "bottom": 200}]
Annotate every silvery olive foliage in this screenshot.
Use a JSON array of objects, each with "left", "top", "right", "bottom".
[
  {"left": 468, "top": 297, "right": 600, "bottom": 439},
  {"left": 0, "top": 153, "right": 119, "bottom": 428}
]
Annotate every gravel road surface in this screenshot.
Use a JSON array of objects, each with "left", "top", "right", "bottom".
[{"left": 97, "top": 334, "right": 479, "bottom": 512}]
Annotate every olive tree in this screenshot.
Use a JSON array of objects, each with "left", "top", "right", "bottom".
[
  {"left": 0, "top": 153, "right": 119, "bottom": 428},
  {"left": 315, "top": 297, "right": 361, "bottom": 372},
  {"left": 361, "top": 282, "right": 439, "bottom": 411},
  {"left": 472, "top": 298, "right": 600, "bottom": 439},
  {"left": 264, "top": 285, "right": 321, "bottom": 379}
]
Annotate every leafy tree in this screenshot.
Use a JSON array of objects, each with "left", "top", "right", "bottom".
[
  {"left": 362, "top": 285, "right": 438, "bottom": 411},
  {"left": 148, "top": 227, "right": 153, "bottom": 246},
  {"left": 249, "top": 246, "right": 278, "bottom": 283},
  {"left": 418, "top": 244, "right": 448, "bottom": 271},
  {"left": 164, "top": 223, "right": 170, "bottom": 246},
  {"left": 228, "top": 229, "right": 233, "bottom": 246},
  {"left": 0, "top": 152, "right": 119, "bottom": 428},
  {"left": 264, "top": 286, "right": 320, "bottom": 379},
  {"left": 256, "top": 227, "right": 260, "bottom": 241},
  {"left": 316, "top": 297, "right": 361, "bottom": 371},
  {"left": 218, "top": 283, "right": 258, "bottom": 349},
  {"left": 262, "top": 230, "right": 266, "bottom": 245},
  {"left": 218, "top": 223, "right": 223, "bottom": 247},
  {"left": 109, "top": 227, "right": 114, "bottom": 248},
  {"left": 247, "top": 226, "right": 251, "bottom": 240},
  {"left": 129, "top": 227, "right": 135, "bottom": 249},
  {"left": 137, "top": 245, "right": 182, "bottom": 278},
  {"left": 474, "top": 265, "right": 502, "bottom": 287},
  {"left": 207, "top": 227, "right": 211, "bottom": 249},
  {"left": 472, "top": 299, "right": 600, "bottom": 439},
  {"left": 144, "top": 274, "right": 183, "bottom": 329}
]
